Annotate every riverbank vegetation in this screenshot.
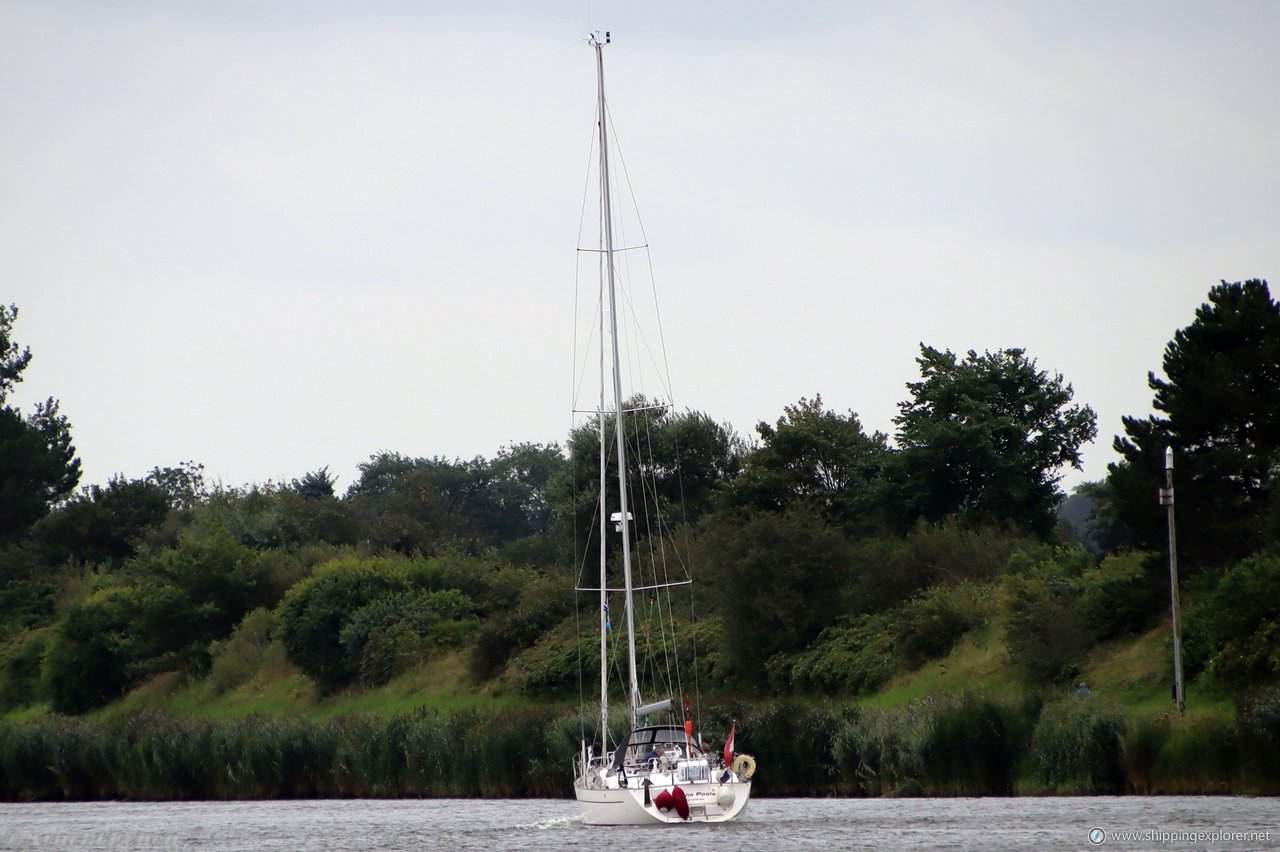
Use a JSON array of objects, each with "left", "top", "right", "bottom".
[{"left": 2, "top": 280, "right": 1280, "bottom": 798}]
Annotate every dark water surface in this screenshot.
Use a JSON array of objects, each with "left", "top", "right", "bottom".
[{"left": 1, "top": 796, "right": 1276, "bottom": 850}]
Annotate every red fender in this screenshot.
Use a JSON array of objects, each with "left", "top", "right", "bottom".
[
  {"left": 653, "top": 789, "right": 674, "bottom": 813},
  {"left": 672, "top": 785, "right": 690, "bottom": 820}
]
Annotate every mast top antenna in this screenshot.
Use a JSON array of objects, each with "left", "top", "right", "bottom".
[{"left": 589, "top": 30, "right": 610, "bottom": 47}]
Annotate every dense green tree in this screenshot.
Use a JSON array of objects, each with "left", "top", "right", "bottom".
[
  {"left": 487, "top": 442, "right": 568, "bottom": 539},
  {"left": 144, "top": 461, "right": 207, "bottom": 509},
  {"left": 892, "top": 346, "right": 1096, "bottom": 536},
  {"left": 276, "top": 556, "right": 418, "bottom": 692},
  {"left": 189, "top": 483, "right": 359, "bottom": 550},
  {"left": 1191, "top": 552, "right": 1280, "bottom": 687},
  {"left": 0, "top": 305, "right": 81, "bottom": 540},
  {"left": 338, "top": 588, "right": 478, "bottom": 686},
  {"left": 696, "top": 506, "right": 851, "bottom": 684},
  {"left": 291, "top": 466, "right": 337, "bottom": 500},
  {"left": 42, "top": 585, "right": 137, "bottom": 714},
  {"left": 40, "top": 530, "right": 272, "bottom": 712},
  {"left": 1110, "top": 279, "right": 1280, "bottom": 569},
  {"left": 559, "top": 397, "right": 741, "bottom": 555},
  {"left": 999, "top": 545, "right": 1095, "bottom": 684},
  {"left": 30, "top": 476, "right": 172, "bottom": 569},
  {"left": 720, "top": 395, "right": 891, "bottom": 534},
  {"left": 346, "top": 448, "right": 564, "bottom": 554}
]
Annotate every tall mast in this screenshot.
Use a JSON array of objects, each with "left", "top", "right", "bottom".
[
  {"left": 597, "top": 226, "right": 609, "bottom": 741},
  {"left": 591, "top": 31, "right": 642, "bottom": 731}
]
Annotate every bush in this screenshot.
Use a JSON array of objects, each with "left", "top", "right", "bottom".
[
  {"left": 339, "top": 589, "right": 477, "bottom": 687},
  {"left": 788, "top": 615, "right": 896, "bottom": 696},
  {"left": 207, "top": 608, "right": 274, "bottom": 696},
  {"left": 0, "top": 628, "right": 49, "bottom": 710},
  {"left": 846, "top": 521, "right": 1032, "bottom": 615},
  {"left": 1198, "top": 553, "right": 1280, "bottom": 686},
  {"left": 1000, "top": 546, "right": 1095, "bottom": 685},
  {"left": 895, "top": 583, "right": 990, "bottom": 668},
  {"left": 469, "top": 571, "right": 571, "bottom": 681},
  {"left": 789, "top": 584, "right": 990, "bottom": 696},
  {"left": 508, "top": 618, "right": 586, "bottom": 698},
  {"left": 276, "top": 556, "right": 416, "bottom": 692},
  {"left": 1078, "top": 551, "right": 1166, "bottom": 640},
  {"left": 696, "top": 507, "right": 851, "bottom": 684},
  {"left": 42, "top": 585, "right": 137, "bottom": 714}
]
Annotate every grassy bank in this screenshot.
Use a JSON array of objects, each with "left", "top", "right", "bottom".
[{"left": 4, "top": 621, "right": 1277, "bottom": 801}]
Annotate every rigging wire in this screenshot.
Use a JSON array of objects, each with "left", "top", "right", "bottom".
[{"left": 571, "top": 62, "right": 710, "bottom": 748}]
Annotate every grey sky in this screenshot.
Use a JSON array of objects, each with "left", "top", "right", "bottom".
[{"left": 3, "top": 1, "right": 1278, "bottom": 494}]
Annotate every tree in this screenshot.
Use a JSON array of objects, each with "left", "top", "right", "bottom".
[
  {"left": 1110, "top": 279, "right": 1280, "bottom": 568},
  {"left": 1192, "top": 552, "right": 1280, "bottom": 687},
  {"left": 720, "top": 395, "right": 891, "bottom": 535},
  {"left": 346, "top": 453, "right": 499, "bottom": 554},
  {"left": 0, "top": 305, "right": 81, "bottom": 540},
  {"left": 291, "top": 466, "right": 337, "bottom": 500},
  {"left": 31, "top": 475, "right": 172, "bottom": 568},
  {"left": 145, "top": 461, "right": 207, "bottom": 509},
  {"left": 558, "top": 397, "right": 742, "bottom": 555},
  {"left": 486, "top": 442, "right": 568, "bottom": 539},
  {"left": 999, "top": 545, "right": 1095, "bottom": 684},
  {"left": 696, "top": 506, "right": 851, "bottom": 683},
  {"left": 41, "top": 530, "right": 272, "bottom": 712},
  {"left": 892, "top": 345, "right": 1097, "bottom": 536},
  {"left": 276, "top": 555, "right": 418, "bottom": 692}
]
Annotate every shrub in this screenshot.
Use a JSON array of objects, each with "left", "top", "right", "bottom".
[
  {"left": 1000, "top": 546, "right": 1094, "bottom": 685},
  {"left": 789, "top": 615, "right": 897, "bottom": 696},
  {"left": 845, "top": 521, "right": 1032, "bottom": 615},
  {"left": 0, "top": 628, "right": 49, "bottom": 710},
  {"left": 42, "top": 585, "right": 137, "bottom": 714},
  {"left": 1198, "top": 553, "right": 1280, "bottom": 686},
  {"left": 1078, "top": 551, "right": 1166, "bottom": 640},
  {"left": 695, "top": 508, "right": 851, "bottom": 683},
  {"left": 469, "top": 571, "right": 571, "bottom": 681},
  {"left": 207, "top": 608, "right": 274, "bottom": 696},
  {"left": 339, "top": 588, "right": 477, "bottom": 687},
  {"left": 789, "top": 584, "right": 990, "bottom": 696},
  {"left": 276, "top": 556, "right": 415, "bottom": 692}
]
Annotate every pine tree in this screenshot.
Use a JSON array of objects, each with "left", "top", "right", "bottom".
[
  {"left": 1110, "top": 279, "right": 1280, "bottom": 568},
  {"left": 0, "top": 305, "right": 82, "bottom": 541}
]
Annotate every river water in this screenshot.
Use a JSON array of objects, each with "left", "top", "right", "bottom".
[{"left": 0, "top": 796, "right": 1276, "bottom": 851}]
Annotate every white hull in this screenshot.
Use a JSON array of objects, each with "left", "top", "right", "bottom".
[{"left": 574, "top": 780, "right": 751, "bottom": 825}]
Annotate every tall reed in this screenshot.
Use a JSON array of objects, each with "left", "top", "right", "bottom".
[
  {"left": 1151, "top": 716, "right": 1239, "bottom": 794},
  {"left": 3, "top": 695, "right": 1276, "bottom": 800},
  {"left": 1027, "top": 699, "right": 1129, "bottom": 793}
]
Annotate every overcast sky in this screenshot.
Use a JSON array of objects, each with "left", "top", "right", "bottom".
[{"left": 3, "top": 0, "right": 1278, "bottom": 496}]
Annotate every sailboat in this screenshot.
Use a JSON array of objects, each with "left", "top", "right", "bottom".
[{"left": 571, "top": 31, "right": 755, "bottom": 826}]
